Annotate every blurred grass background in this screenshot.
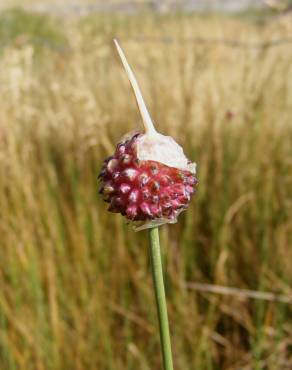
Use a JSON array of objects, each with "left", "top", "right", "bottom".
[{"left": 0, "top": 4, "right": 292, "bottom": 370}]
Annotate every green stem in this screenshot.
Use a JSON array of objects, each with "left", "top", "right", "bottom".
[{"left": 149, "top": 227, "right": 174, "bottom": 370}]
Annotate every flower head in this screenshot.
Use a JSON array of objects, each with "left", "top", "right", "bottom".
[{"left": 99, "top": 40, "right": 197, "bottom": 230}]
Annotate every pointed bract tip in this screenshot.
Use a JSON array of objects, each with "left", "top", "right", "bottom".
[{"left": 113, "top": 39, "right": 157, "bottom": 136}]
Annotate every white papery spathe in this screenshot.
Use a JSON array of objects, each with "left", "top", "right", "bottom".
[{"left": 114, "top": 40, "right": 196, "bottom": 175}]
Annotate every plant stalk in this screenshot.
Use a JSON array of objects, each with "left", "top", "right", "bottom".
[{"left": 149, "top": 227, "right": 174, "bottom": 370}]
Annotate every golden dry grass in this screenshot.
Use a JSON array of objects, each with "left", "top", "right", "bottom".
[{"left": 0, "top": 10, "right": 291, "bottom": 370}]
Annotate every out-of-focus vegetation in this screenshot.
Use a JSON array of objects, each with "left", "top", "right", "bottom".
[
  {"left": 0, "top": 9, "right": 65, "bottom": 51},
  {"left": 0, "top": 8, "right": 291, "bottom": 370}
]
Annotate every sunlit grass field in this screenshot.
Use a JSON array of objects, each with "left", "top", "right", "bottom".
[{"left": 0, "top": 8, "right": 291, "bottom": 370}]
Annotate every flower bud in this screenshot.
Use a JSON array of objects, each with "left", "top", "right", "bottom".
[{"left": 98, "top": 40, "right": 198, "bottom": 230}]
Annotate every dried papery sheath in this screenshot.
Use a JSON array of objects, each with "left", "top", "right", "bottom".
[{"left": 98, "top": 40, "right": 197, "bottom": 230}]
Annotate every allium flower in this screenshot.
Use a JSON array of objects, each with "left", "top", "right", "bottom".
[{"left": 99, "top": 40, "right": 197, "bottom": 230}]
